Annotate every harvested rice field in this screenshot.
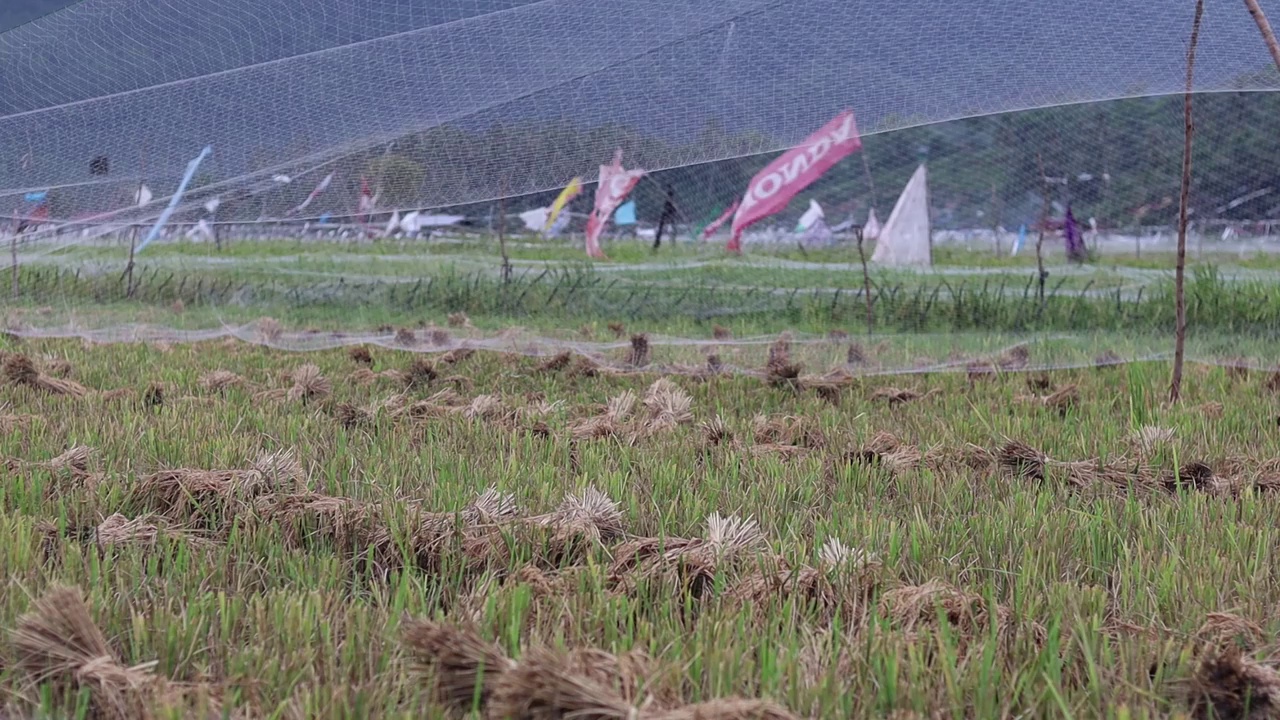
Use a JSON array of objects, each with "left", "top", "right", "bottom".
[{"left": 3, "top": 330, "right": 1280, "bottom": 719}]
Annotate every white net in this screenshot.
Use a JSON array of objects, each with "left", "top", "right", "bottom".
[{"left": 4, "top": 0, "right": 1280, "bottom": 374}]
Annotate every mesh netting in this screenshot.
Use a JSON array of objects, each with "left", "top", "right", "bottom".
[{"left": 4, "top": 0, "right": 1280, "bottom": 374}]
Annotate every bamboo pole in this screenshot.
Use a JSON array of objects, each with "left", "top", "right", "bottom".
[
  {"left": 1244, "top": 0, "right": 1280, "bottom": 72},
  {"left": 1171, "top": 0, "right": 1205, "bottom": 404}
]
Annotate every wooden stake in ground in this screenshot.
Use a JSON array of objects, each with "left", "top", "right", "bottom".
[
  {"left": 498, "top": 179, "right": 511, "bottom": 284},
  {"left": 855, "top": 226, "right": 874, "bottom": 334},
  {"left": 1034, "top": 153, "right": 1051, "bottom": 305},
  {"left": 1171, "top": 0, "right": 1205, "bottom": 404},
  {"left": 10, "top": 229, "right": 17, "bottom": 300},
  {"left": 124, "top": 226, "right": 138, "bottom": 298},
  {"left": 1245, "top": 0, "right": 1280, "bottom": 72}
]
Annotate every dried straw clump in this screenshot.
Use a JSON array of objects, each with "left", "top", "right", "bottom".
[
  {"left": 608, "top": 322, "right": 627, "bottom": 339},
  {"left": 700, "top": 416, "right": 734, "bottom": 447},
  {"left": 1184, "top": 646, "right": 1280, "bottom": 720},
  {"left": 403, "top": 358, "right": 438, "bottom": 390},
  {"left": 456, "top": 394, "right": 517, "bottom": 427},
  {"left": 43, "top": 357, "right": 74, "bottom": 378},
  {"left": 1094, "top": 350, "right": 1123, "bottom": 369},
  {"left": 846, "top": 343, "right": 865, "bottom": 366},
  {"left": 726, "top": 538, "right": 880, "bottom": 621},
  {"left": 429, "top": 327, "right": 453, "bottom": 347},
  {"left": 922, "top": 444, "right": 995, "bottom": 474},
  {"left": 628, "top": 333, "right": 651, "bottom": 368},
  {"left": 1053, "top": 457, "right": 1155, "bottom": 492},
  {"left": 287, "top": 364, "right": 331, "bottom": 402},
  {"left": 641, "top": 378, "right": 694, "bottom": 434},
  {"left": 134, "top": 449, "right": 305, "bottom": 520},
  {"left": 870, "top": 386, "right": 939, "bottom": 407},
  {"left": 844, "top": 432, "right": 921, "bottom": 474},
  {"left": 254, "top": 492, "right": 384, "bottom": 553},
  {"left": 1199, "top": 402, "right": 1226, "bottom": 419},
  {"left": 402, "top": 619, "right": 515, "bottom": 713},
  {"left": 439, "top": 347, "right": 475, "bottom": 366},
  {"left": 198, "top": 370, "right": 243, "bottom": 394},
  {"left": 536, "top": 351, "right": 573, "bottom": 373},
  {"left": 1164, "top": 461, "right": 1219, "bottom": 493},
  {"left": 798, "top": 368, "right": 856, "bottom": 404},
  {"left": 712, "top": 325, "right": 732, "bottom": 340},
  {"left": 387, "top": 388, "right": 466, "bottom": 421},
  {"left": 765, "top": 335, "right": 801, "bottom": 387},
  {"left": 523, "top": 488, "right": 624, "bottom": 560},
  {"left": 488, "top": 646, "right": 637, "bottom": 720},
  {"left": 879, "top": 580, "right": 1005, "bottom": 638},
  {"left": 348, "top": 368, "right": 380, "bottom": 386},
  {"left": 395, "top": 327, "right": 418, "bottom": 346},
  {"left": 257, "top": 317, "right": 284, "bottom": 343},
  {"left": 1129, "top": 425, "right": 1175, "bottom": 455},
  {"left": 1015, "top": 384, "right": 1079, "bottom": 414},
  {"left": 569, "top": 390, "right": 637, "bottom": 441},
  {"left": 997, "top": 344, "right": 1030, "bottom": 371},
  {"left": 94, "top": 513, "right": 216, "bottom": 550},
  {"left": 447, "top": 312, "right": 472, "bottom": 328},
  {"left": 750, "top": 414, "right": 825, "bottom": 450},
  {"left": 612, "top": 514, "right": 769, "bottom": 599},
  {"left": 333, "top": 402, "right": 375, "bottom": 429},
  {"left": 997, "top": 440, "right": 1048, "bottom": 481},
  {"left": 3, "top": 353, "right": 91, "bottom": 397},
  {"left": 42, "top": 446, "right": 93, "bottom": 480},
  {"left": 348, "top": 345, "right": 374, "bottom": 366},
  {"left": 1267, "top": 370, "right": 1280, "bottom": 395},
  {"left": 1026, "top": 374, "right": 1052, "bottom": 391},
  {"left": 0, "top": 411, "right": 39, "bottom": 434},
  {"left": 1194, "top": 613, "right": 1266, "bottom": 653},
  {"left": 142, "top": 383, "right": 165, "bottom": 408},
  {"left": 9, "top": 586, "right": 160, "bottom": 720}
]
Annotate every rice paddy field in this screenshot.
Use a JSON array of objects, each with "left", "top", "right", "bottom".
[{"left": 5, "top": 239, "right": 1280, "bottom": 719}]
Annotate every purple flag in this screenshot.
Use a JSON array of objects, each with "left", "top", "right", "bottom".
[{"left": 1064, "top": 205, "right": 1087, "bottom": 262}]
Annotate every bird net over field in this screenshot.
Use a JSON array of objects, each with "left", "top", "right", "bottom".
[{"left": 5, "top": 0, "right": 1280, "bottom": 375}]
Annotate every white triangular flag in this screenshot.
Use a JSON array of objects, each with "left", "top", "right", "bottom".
[
  {"left": 795, "top": 199, "right": 824, "bottom": 233},
  {"left": 871, "top": 164, "right": 931, "bottom": 267},
  {"left": 136, "top": 184, "right": 153, "bottom": 207},
  {"left": 401, "top": 211, "right": 421, "bottom": 235},
  {"left": 384, "top": 211, "right": 401, "bottom": 236},
  {"left": 863, "top": 208, "right": 881, "bottom": 241},
  {"left": 520, "top": 207, "right": 550, "bottom": 232}
]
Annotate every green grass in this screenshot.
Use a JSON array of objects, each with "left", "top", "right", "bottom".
[{"left": 1, "top": 331, "right": 1279, "bottom": 718}]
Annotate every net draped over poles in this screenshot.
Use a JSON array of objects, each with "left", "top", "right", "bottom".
[
  {"left": 2, "top": 0, "right": 1277, "bottom": 218},
  {"left": 4, "top": 0, "right": 1280, "bottom": 375}
]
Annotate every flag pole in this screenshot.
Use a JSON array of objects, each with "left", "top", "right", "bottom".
[{"left": 498, "top": 178, "right": 511, "bottom": 284}]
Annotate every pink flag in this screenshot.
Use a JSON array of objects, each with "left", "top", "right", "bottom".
[
  {"left": 584, "top": 149, "right": 645, "bottom": 259},
  {"left": 700, "top": 200, "right": 739, "bottom": 241},
  {"left": 356, "top": 177, "right": 377, "bottom": 237},
  {"left": 728, "top": 110, "right": 861, "bottom": 253},
  {"left": 288, "top": 172, "right": 334, "bottom": 216}
]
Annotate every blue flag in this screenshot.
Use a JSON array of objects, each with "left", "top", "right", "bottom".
[
  {"left": 1011, "top": 224, "right": 1027, "bottom": 256},
  {"left": 24, "top": 191, "right": 47, "bottom": 203},
  {"left": 614, "top": 200, "right": 637, "bottom": 226}
]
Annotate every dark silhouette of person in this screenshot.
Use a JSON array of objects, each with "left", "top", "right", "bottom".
[{"left": 653, "top": 184, "right": 678, "bottom": 250}]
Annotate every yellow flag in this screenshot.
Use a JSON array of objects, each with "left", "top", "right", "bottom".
[{"left": 545, "top": 177, "right": 583, "bottom": 231}]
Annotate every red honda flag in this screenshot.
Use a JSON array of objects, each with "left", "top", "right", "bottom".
[
  {"left": 728, "top": 109, "right": 861, "bottom": 253},
  {"left": 700, "top": 200, "right": 739, "bottom": 241},
  {"left": 584, "top": 149, "right": 645, "bottom": 259}
]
